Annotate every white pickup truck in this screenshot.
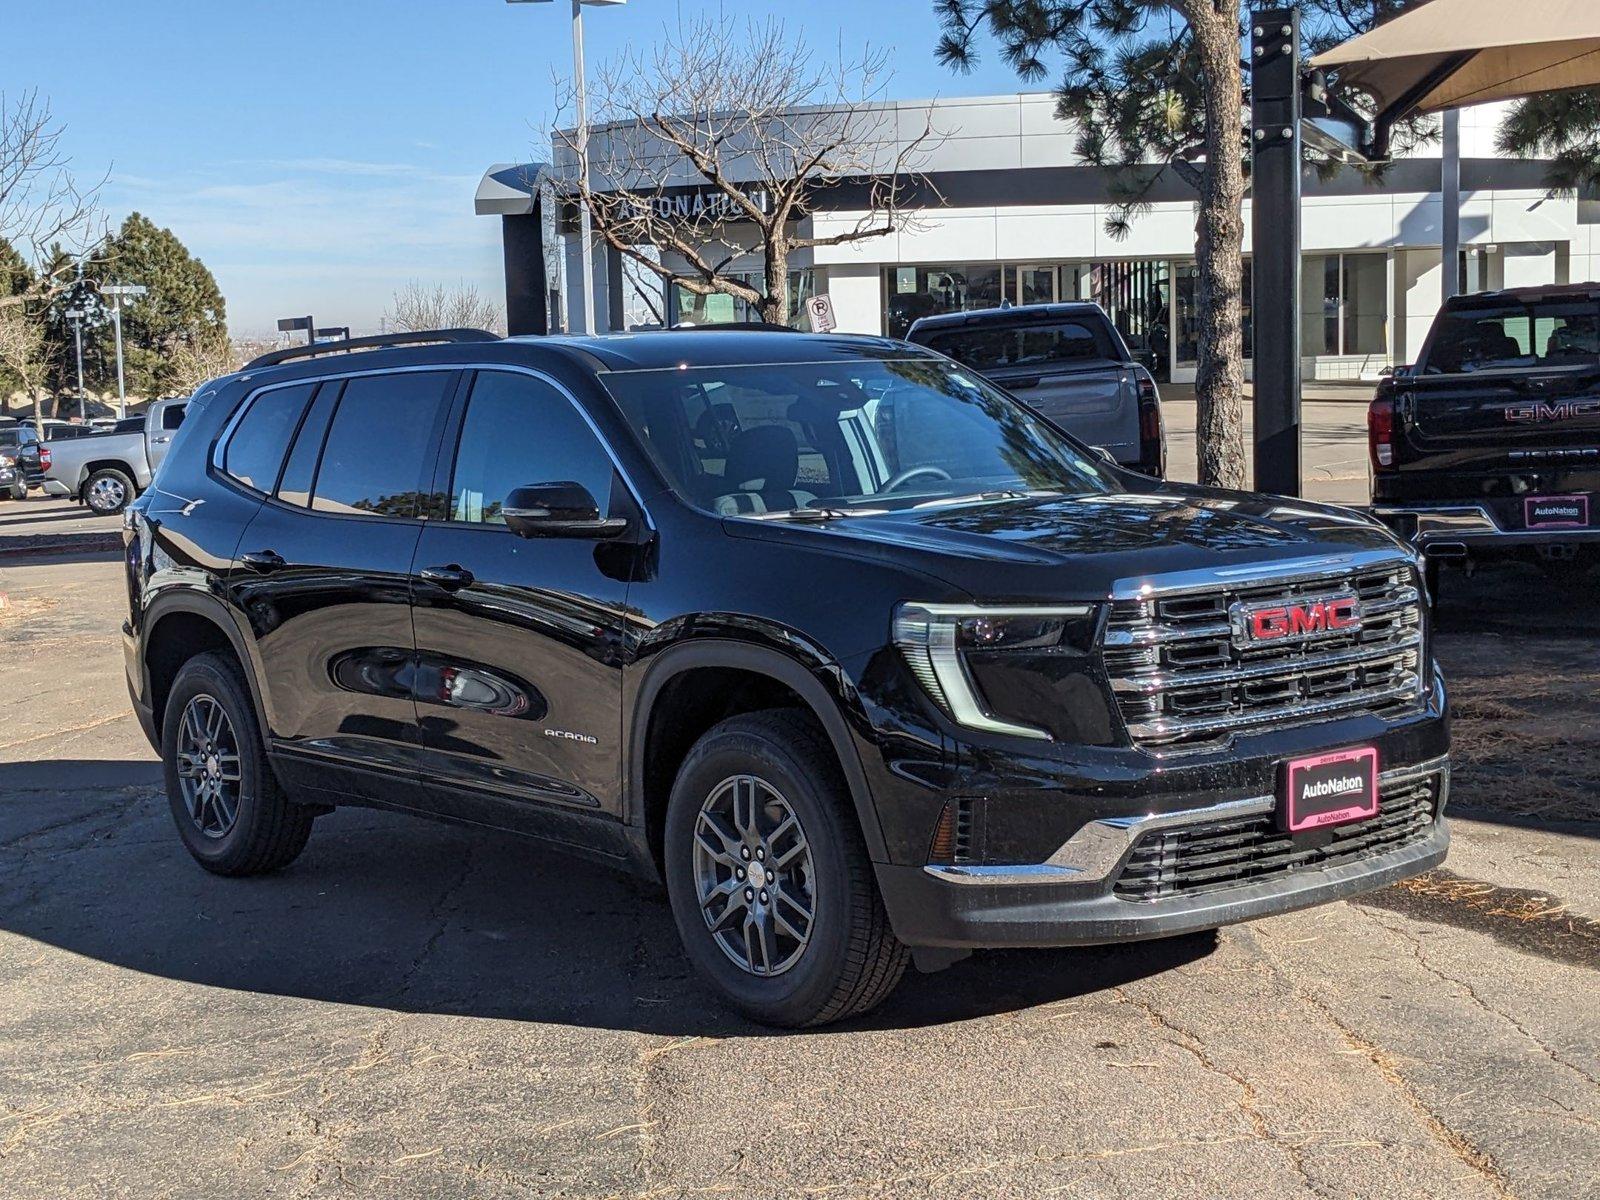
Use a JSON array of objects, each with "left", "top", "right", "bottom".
[{"left": 41, "top": 395, "right": 190, "bottom": 515}]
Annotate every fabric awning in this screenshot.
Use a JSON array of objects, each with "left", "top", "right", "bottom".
[{"left": 1310, "top": 0, "right": 1600, "bottom": 115}]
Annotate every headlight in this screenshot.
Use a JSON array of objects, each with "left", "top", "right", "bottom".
[
  {"left": 892, "top": 602, "right": 1098, "bottom": 740},
  {"left": 0, "top": 455, "right": 13, "bottom": 468}
]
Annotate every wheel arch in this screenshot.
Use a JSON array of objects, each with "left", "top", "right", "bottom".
[
  {"left": 142, "top": 590, "right": 270, "bottom": 740},
  {"left": 627, "top": 637, "right": 889, "bottom": 881}
]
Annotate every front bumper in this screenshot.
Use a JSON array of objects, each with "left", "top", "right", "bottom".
[
  {"left": 1373, "top": 502, "right": 1600, "bottom": 554},
  {"left": 875, "top": 755, "right": 1449, "bottom": 949}
]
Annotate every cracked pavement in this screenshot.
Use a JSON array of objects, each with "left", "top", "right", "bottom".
[{"left": 2, "top": 552, "right": 1597, "bottom": 1199}]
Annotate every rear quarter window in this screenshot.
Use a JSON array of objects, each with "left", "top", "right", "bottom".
[{"left": 222, "top": 384, "right": 317, "bottom": 493}]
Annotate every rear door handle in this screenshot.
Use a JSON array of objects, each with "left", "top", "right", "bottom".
[
  {"left": 418, "top": 564, "right": 474, "bottom": 591},
  {"left": 240, "top": 549, "right": 286, "bottom": 574}
]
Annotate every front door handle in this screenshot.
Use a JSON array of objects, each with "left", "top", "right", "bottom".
[
  {"left": 240, "top": 549, "right": 286, "bottom": 574},
  {"left": 419, "top": 563, "right": 474, "bottom": 591}
]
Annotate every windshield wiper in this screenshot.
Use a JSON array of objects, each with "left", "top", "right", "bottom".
[{"left": 751, "top": 505, "right": 885, "bottom": 523}]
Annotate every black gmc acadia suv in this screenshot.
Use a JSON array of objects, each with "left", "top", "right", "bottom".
[{"left": 124, "top": 328, "right": 1450, "bottom": 1027}]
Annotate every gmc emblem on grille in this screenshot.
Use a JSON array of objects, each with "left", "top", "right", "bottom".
[{"left": 1230, "top": 594, "right": 1362, "bottom": 647}]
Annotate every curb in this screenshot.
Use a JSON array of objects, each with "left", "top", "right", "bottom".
[{"left": 0, "top": 531, "right": 124, "bottom": 559}]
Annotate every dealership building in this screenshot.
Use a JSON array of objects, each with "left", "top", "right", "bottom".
[{"left": 476, "top": 92, "right": 1599, "bottom": 383}]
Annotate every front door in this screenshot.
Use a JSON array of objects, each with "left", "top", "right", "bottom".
[
  {"left": 229, "top": 368, "right": 458, "bottom": 807},
  {"left": 409, "top": 368, "right": 637, "bottom": 855}
]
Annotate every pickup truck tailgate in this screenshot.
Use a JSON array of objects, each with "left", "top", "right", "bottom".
[{"left": 999, "top": 362, "right": 1140, "bottom": 463}]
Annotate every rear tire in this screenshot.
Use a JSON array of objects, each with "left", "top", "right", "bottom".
[
  {"left": 664, "top": 709, "right": 908, "bottom": 1027},
  {"left": 84, "top": 467, "right": 135, "bottom": 515},
  {"left": 161, "top": 651, "right": 313, "bottom": 876}
]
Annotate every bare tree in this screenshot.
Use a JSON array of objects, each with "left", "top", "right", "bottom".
[
  {"left": 385, "top": 280, "right": 504, "bottom": 335},
  {"left": 0, "top": 305, "right": 47, "bottom": 431},
  {"left": 555, "top": 13, "right": 940, "bottom": 326},
  {"left": 0, "top": 90, "right": 102, "bottom": 311}
]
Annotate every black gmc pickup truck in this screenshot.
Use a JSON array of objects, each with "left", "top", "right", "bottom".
[{"left": 1370, "top": 284, "right": 1600, "bottom": 592}]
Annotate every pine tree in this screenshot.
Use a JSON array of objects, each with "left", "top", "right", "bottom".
[{"left": 99, "top": 212, "right": 228, "bottom": 397}]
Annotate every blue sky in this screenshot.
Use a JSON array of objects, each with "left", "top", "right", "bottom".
[{"left": 10, "top": 1, "right": 1034, "bottom": 336}]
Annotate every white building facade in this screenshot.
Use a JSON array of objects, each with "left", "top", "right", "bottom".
[{"left": 499, "top": 92, "right": 1598, "bottom": 384}]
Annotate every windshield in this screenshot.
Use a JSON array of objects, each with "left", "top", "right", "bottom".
[{"left": 602, "top": 357, "right": 1117, "bottom": 517}]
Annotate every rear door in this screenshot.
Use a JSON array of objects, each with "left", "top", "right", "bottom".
[
  {"left": 227, "top": 368, "right": 458, "bottom": 807},
  {"left": 1396, "top": 295, "right": 1600, "bottom": 517},
  {"left": 408, "top": 368, "right": 635, "bottom": 854},
  {"left": 920, "top": 316, "right": 1142, "bottom": 464}
]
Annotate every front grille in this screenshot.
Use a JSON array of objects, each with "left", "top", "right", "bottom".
[
  {"left": 1102, "top": 559, "right": 1426, "bottom": 752},
  {"left": 1114, "top": 769, "right": 1442, "bottom": 902}
]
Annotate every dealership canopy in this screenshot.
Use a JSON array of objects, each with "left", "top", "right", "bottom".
[{"left": 1311, "top": 0, "right": 1600, "bottom": 116}]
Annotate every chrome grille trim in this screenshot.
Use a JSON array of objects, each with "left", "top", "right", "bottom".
[{"left": 1101, "top": 552, "right": 1427, "bottom": 753}]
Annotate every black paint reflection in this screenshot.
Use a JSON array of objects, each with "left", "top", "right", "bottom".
[{"left": 329, "top": 647, "right": 547, "bottom": 721}]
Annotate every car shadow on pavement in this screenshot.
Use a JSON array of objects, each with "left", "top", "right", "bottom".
[{"left": 1, "top": 761, "right": 1216, "bottom": 1037}]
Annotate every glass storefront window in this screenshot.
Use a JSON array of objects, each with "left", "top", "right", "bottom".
[
  {"left": 672, "top": 270, "right": 814, "bottom": 328},
  {"left": 883, "top": 263, "right": 1007, "bottom": 339},
  {"left": 1176, "top": 259, "right": 1254, "bottom": 367},
  {"left": 1341, "top": 253, "right": 1387, "bottom": 355},
  {"left": 1017, "top": 265, "right": 1057, "bottom": 305},
  {"left": 1295, "top": 252, "right": 1389, "bottom": 358}
]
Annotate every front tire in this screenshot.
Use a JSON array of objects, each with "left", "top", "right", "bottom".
[
  {"left": 84, "top": 467, "right": 135, "bottom": 515},
  {"left": 664, "top": 710, "right": 908, "bottom": 1027},
  {"left": 161, "top": 651, "right": 314, "bottom": 876}
]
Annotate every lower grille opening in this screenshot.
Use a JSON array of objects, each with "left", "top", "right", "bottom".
[{"left": 1113, "top": 771, "right": 1441, "bottom": 902}]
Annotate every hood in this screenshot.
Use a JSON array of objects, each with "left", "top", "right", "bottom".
[{"left": 725, "top": 488, "right": 1413, "bottom": 602}]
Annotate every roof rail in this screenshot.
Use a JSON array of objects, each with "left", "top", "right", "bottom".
[{"left": 244, "top": 328, "right": 501, "bottom": 370}]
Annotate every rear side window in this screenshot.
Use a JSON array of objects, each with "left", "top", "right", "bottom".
[
  {"left": 447, "top": 371, "right": 614, "bottom": 524},
  {"left": 310, "top": 372, "right": 453, "bottom": 517},
  {"left": 276, "top": 385, "right": 339, "bottom": 507},
  {"left": 1425, "top": 300, "right": 1600, "bottom": 374},
  {"left": 222, "top": 385, "right": 316, "bottom": 493},
  {"left": 161, "top": 404, "right": 187, "bottom": 430},
  {"left": 921, "top": 320, "right": 1117, "bottom": 372}
]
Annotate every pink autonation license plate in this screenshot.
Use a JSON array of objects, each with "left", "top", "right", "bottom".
[{"left": 1283, "top": 747, "right": 1379, "bottom": 832}]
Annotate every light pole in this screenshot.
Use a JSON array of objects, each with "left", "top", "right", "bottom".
[
  {"left": 506, "top": 0, "right": 625, "bottom": 335},
  {"left": 100, "top": 284, "right": 147, "bottom": 420},
  {"left": 64, "top": 308, "right": 86, "bottom": 416}
]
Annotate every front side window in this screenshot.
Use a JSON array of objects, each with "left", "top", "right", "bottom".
[
  {"left": 223, "top": 384, "right": 316, "bottom": 493},
  {"left": 447, "top": 371, "right": 615, "bottom": 524},
  {"left": 310, "top": 371, "right": 453, "bottom": 517},
  {"left": 604, "top": 358, "right": 1115, "bottom": 518}
]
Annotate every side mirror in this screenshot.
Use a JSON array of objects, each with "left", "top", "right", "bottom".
[{"left": 502, "top": 482, "right": 629, "bottom": 540}]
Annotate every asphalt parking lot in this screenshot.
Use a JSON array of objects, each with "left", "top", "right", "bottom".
[{"left": 2, "top": 539, "right": 1597, "bottom": 1199}]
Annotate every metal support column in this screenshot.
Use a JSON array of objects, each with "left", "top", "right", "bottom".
[
  {"left": 1441, "top": 108, "right": 1460, "bottom": 302},
  {"left": 1250, "top": 8, "right": 1303, "bottom": 496}
]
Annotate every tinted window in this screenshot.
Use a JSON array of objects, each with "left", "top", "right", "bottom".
[
  {"left": 1426, "top": 300, "right": 1600, "bottom": 374},
  {"left": 223, "top": 384, "right": 316, "bottom": 493},
  {"left": 161, "top": 404, "right": 187, "bottom": 430},
  {"left": 311, "top": 372, "right": 453, "bottom": 517},
  {"left": 276, "top": 385, "right": 339, "bottom": 507},
  {"left": 604, "top": 359, "right": 1114, "bottom": 516},
  {"left": 448, "top": 371, "right": 614, "bottom": 524},
  {"left": 921, "top": 320, "right": 1118, "bottom": 372}
]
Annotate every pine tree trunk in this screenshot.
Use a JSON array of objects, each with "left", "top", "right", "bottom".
[{"left": 1185, "top": 3, "right": 1249, "bottom": 490}]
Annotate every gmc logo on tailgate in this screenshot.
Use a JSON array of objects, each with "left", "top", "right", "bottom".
[{"left": 1231, "top": 594, "right": 1362, "bottom": 647}]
